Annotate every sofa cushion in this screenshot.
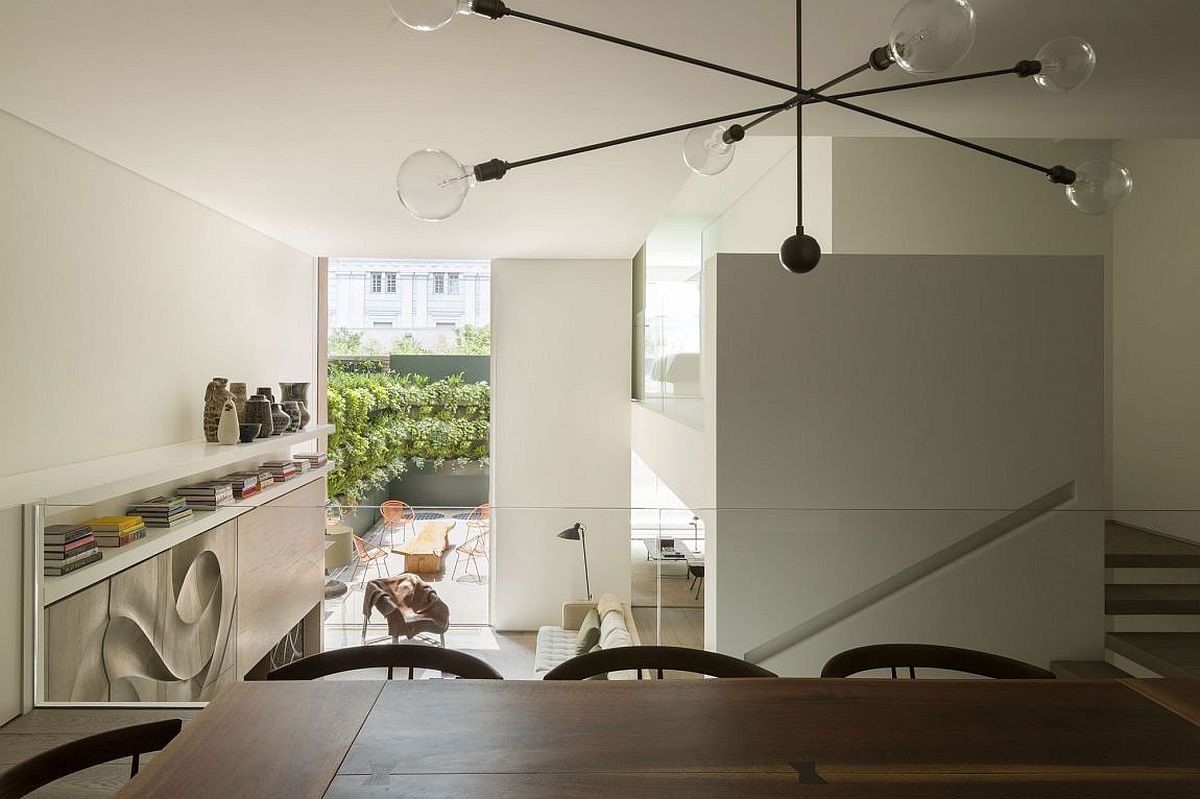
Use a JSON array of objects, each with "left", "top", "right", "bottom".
[
  {"left": 599, "top": 608, "right": 630, "bottom": 649},
  {"left": 575, "top": 608, "right": 601, "bottom": 655},
  {"left": 534, "top": 626, "right": 578, "bottom": 676}
]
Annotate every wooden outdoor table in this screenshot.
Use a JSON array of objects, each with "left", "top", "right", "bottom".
[{"left": 119, "top": 678, "right": 1200, "bottom": 798}]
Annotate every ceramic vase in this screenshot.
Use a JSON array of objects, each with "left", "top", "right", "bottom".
[
  {"left": 280, "top": 382, "right": 312, "bottom": 429},
  {"left": 239, "top": 423, "right": 261, "bottom": 443},
  {"left": 229, "top": 382, "right": 249, "bottom": 420},
  {"left": 270, "top": 403, "right": 290, "bottom": 436},
  {"left": 245, "top": 394, "right": 273, "bottom": 438},
  {"left": 216, "top": 399, "right": 240, "bottom": 445},
  {"left": 282, "top": 400, "right": 302, "bottom": 433},
  {"left": 203, "top": 378, "right": 232, "bottom": 443}
]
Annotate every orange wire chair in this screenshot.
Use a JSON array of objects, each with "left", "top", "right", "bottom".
[
  {"left": 380, "top": 500, "right": 417, "bottom": 548},
  {"left": 452, "top": 504, "right": 490, "bottom": 583},
  {"left": 351, "top": 534, "right": 390, "bottom": 583}
]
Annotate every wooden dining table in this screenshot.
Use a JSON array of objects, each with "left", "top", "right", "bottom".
[{"left": 118, "top": 677, "right": 1200, "bottom": 798}]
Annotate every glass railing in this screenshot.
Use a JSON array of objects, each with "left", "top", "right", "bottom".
[{"left": 30, "top": 491, "right": 1199, "bottom": 703}]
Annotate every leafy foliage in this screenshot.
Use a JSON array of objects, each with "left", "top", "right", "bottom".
[
  {"left": 454, "top": 324, "right": 491, "bottom": 355},
  {"left": 327, "top": 371, "right": 490, "bottom": 505}
]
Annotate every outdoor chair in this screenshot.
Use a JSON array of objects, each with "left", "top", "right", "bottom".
[
  {"left": 451, "top": 530, "right": 488, "bottom": 583},
  {"left": 0, "top": 719, "right": 182, "bottom": 798},
  {"left": 820, "top": 643, "right": 1056, "bottom": 680},
  {"left": 350, "top": 534, "right": 390, "bottom": 583},
  {"left": 380, "top": 500, "right": 417, "bottom": 548},
  {"left": 542, "top": 645, "right": 777, "bottom": 680},
  {"left": 266, "top": 644, "right": 502, "bottom": 681}
]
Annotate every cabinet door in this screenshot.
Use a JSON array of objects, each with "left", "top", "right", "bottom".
[
  {"left": 44, "top": 580, "right": 110, "bottom": 702},
  {"left": 236, "top": 478, "right": 325, "bottom": 676}
]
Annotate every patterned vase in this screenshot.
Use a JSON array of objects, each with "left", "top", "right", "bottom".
[
  {"left": 270, "top": 403, "right": 290, "bottom": 436},
  {"left": 203, "top": 378, "right": 231, "bottom": 443},
  {"left": 229, "top": 383, "right": 249, "bottom": 420},
  {"left": 245, "top": 394, "right": 273, "bottom": 438},
  {"left": 282, "top": 401, "right": 302, "bottom": 433},
  {"left": 280, "top": 382, "right": 312, "bottom": 430},
  {"left": 257, "top": 386, "right": 276, "bottom": 404},
  {"left": 217, "top": 399, "right": 240, "bottom": 445}
]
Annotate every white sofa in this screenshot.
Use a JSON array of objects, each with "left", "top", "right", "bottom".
[{"left": 534, "top": 595, "right": 641, "bottom": 679}]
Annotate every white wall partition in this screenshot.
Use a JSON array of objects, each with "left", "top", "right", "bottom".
[
  {"left": 0, "top": 109, "right": 316, "bottom": 722},
  {"left": 490, "top": 259, "right": 632, "bottom": 630},
  {"left": 703, "top": 254, "right": 1105, "bottom": 675}
]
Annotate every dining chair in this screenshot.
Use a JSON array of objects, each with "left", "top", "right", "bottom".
[
  {"left": 820, "top": 643, "right": 1056, "bottom": 679},
  {"left": 350, "top": 534, "right": 390, "bottom": 583},
  {"left": 542, "top": 645, "right": 777, "bottom": 681},
  {"left": 451, "top": 530, "right": 488, "bottom": 583},
  {"left": 0, "top": 718, "right": 182, "bottom": 798},
  {"left": 266, "top": 644, "right": 503, "bottom": 681},
  {"left": 379, "top": 500, "right": 417, "bottom": 548},
  {"left": 464, "top": 503, "right": 490, "bottom": 536}
]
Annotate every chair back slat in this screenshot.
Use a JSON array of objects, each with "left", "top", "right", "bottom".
[
  {"left": 542, "top": 645, "right": 776, "bottom": 681},
  {"left": 266, "top": 644, "right": 503, "bottom": 681},
  {"left": 0, "top": 718, "right": 182, "bottom": 798},
  {"left": 820, "top": 644, "right": 1055, "bottom": 680}
]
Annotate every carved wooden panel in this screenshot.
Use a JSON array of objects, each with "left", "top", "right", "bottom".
[
  {"left": 235, "top": 477, "right": 325, "bottom": 677},
  {"left": 44, "top": 520, "right": 237, "bottom": 702},
  {"left": 44, "top": 580, "right": 110, "bottom": 702}
]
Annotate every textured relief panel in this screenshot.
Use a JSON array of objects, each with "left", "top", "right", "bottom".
[{"left": 44, "top": 581, "right": 110, "bottom": 702}]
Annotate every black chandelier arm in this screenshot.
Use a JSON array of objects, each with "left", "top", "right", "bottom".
[
  {"left": 485, "top": 100, "right": 795, "bottom": 177},
  {"left": 795, "top": 0, "right": 803, "bottom": 230},
  {"left": 500, "top": 6, "right": 799, "bottom": 93},
  {"left": 808, "top": 61, "right": 1041, "bottom": 104},
  {"left": 806, "top": 90, "right": 1064, "bottom": 180},
  {"left": 813, "top": 62, "right": 877, "bottom": 94}
]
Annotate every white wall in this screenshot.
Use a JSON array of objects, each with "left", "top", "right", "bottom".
[
  {"left": 701, "top": 138, "right": 833, "bottom": 262},
  {"left": 705, "top": 254, "right": 1105, "bottom": 675},
  {"left": 1111, "top": 140, "right": 1200, "bottom": 542},
  {"left": 490, "top": 259, "right": 632, "bottom": 630},
  {"left": 0, "top": 109, "right": 316, "bottom": 721}
]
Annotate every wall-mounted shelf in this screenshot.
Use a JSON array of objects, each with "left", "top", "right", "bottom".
[
  {"left": 43, "top": 463, "right": 333, "bottom": 605},
  {"left": 1, "top": 424, "right": 334, "bottom": 510}
]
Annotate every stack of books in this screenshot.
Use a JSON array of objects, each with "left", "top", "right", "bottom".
[
  {"left": 44, "top": 524, "right": 101, "bottom": 576},
  {"left": 176, "top": 481, "right": 235, "bottom": 511},
  {"left": 220, "top": 472, "right": 261, "bottom": 500},
  {"left": 261, "top": 460, "right": 298, "bottom": 483},
  {"left": 294, "top": 452, "right": 328, "bottom": 469},
  {"left": 128, "top": 496, "right": 194, "bottom": 528},
  {"left": 87, "top": 516, "right": 147, "bottom": 548},
  {"left": 291, "top": 458, "right": 310, "bottom": 474}
]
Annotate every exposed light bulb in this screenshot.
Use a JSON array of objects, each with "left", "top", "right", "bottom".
[
  {"left": 888, "top": 0, "right": 976, "bottom": 74},
  {"left": 1065, "top": 159, "right": 1132, "bottom": 215},
  {"left": 388, "top": 0, "right": 473, "bottom": 32},
  {"left": 1034, "top": 36, "right": 1097, "bottom": 93},
  {"left": 682, "top": 124, "right": 736, "bottom": 176},
  {"left": 396, "top": 149, "right": 474, "bottom": 221}
]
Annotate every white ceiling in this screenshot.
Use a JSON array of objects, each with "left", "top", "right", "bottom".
[{"left": 1, "top": 0, "right": 1197, "bottom": 260}]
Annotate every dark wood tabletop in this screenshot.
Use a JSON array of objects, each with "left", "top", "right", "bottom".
[{"left": 120, "top": 678, "right": 1200, "bottom": 798}]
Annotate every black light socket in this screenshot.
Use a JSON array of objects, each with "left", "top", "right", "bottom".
[
  {"left": 1015, "top": 60, "right": 1043, "bottom": 78},
  {"left": 1046, "top": 165, "right": 1077, "bottom": 185},
  {"left": 473, "top": 159, "right": 510, "bottom": 182},
  {"left": 869, "top": 45, "right": 895, "bottom": 72},
  {"left": 471, "top": 0, "right": 508, "bottom": 19},
  {"left": 722, "top": 124, "right": 747, "bottom": 145}
]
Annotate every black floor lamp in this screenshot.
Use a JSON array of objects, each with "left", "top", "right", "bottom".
[{"left": 557, "top": 523, "right": 592, "bottom": 601}]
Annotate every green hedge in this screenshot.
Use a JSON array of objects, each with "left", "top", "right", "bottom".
[{"left": 327, "top": 372, "right": 489, "bottom": 505}]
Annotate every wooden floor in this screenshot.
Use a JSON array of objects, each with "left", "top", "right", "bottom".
[
  {"left": 632, "top": 606, "right": 704, "bottom": 649},
  {"left": 0, "top": 707, "right": 199, "bottom": 798}
]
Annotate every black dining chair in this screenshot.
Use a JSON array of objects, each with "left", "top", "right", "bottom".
[
  {"left": 820, "top": 643, "right": 1056, "bottom": 680},
  {"left": 0, "top": 718, "right": 182, "bottom": 799},
  {"left": 266, "top": 644, "right": 503, "bottom": 681},
  {"left": 543, "top": 645, "right": 777, "bottom": 680}
]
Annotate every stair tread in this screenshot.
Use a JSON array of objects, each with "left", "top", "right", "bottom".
[
  {"left": 1105, "top": 522, "right": 1200, "bottom": 567},
  {"left": 1107, "top": 584, "right": 1200, "bottom": 599},
  {"left": 1105, "top": 632, "right": 1200, "bottom": 678},
  {"left": 1050, "top": 660, "right": 1132, "bottom": 679},
  {"left": 1106, "top": 584, "right": 1200, "bottom": 614}
]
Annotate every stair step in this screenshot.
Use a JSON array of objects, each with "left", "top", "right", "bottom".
[
  {"left": 1050, "top": 660, "right": 1132, "bottom": 679},
  {"left": 1105, "top": 522, "right": 1200, "bottom": 568},
  {"left": 1105, "top": 584, "right": 1200, "bottom": 614},
  {"left": 1105, "top": 632, "right": 1200, "bottom": 678}
]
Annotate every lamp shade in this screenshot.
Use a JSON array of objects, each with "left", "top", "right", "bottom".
[{"left": 557, "top": 523, "right": 583, "bottom": 541}]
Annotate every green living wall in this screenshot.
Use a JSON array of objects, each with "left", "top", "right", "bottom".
[{"left": 327, "top": 369, "right": 489, "bottom": 506}]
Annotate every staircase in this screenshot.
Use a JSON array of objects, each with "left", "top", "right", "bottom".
[{"left": 1053, "top": 521, "right": 1200, "bottom": 678}]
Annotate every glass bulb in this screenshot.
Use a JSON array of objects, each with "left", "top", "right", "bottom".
[
  {"left": 1065, "top": 159, "right": 1132, "bottom": 215},
  {"left": 888, "top": 0, "right": 976, "bottom": 74},
  {"left": 388, "top": 0, "right": 472, "bottom": 32},
  {"left": 1034, "top": 36, "right": 1097, "bottom": 92},
  {"left": 396, "top": 149, "right": 474, "bottom": 221},
  {"left": 682, "top": 125, "right": 736, "bottom": 176}
]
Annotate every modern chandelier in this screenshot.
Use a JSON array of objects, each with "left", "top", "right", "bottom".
[{"left": 388, "top": 0, "right": 1133, "bottom": 273}]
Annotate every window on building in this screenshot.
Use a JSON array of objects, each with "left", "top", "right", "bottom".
[
  {"left": 370, "top": 272, "right": 383, "bottom": 293},
  {"left": 372, "top": 320, "right": 393, "bottom": 328},
  {"left": 435, "top": 322, "right": 456, "bottom": 329},
  {"left": 385, "top": 273, "right": 397, "bottom": 293},
  {"left": 447, "top": 273, "right": 461, "bottom": 295},
  {"left": 433, "top": 273, "right": 446, "bottom": 295}
]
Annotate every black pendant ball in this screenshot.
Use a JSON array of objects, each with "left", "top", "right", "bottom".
[{"left": 779, "top": 232, "right": 822, "bottom": 274}]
